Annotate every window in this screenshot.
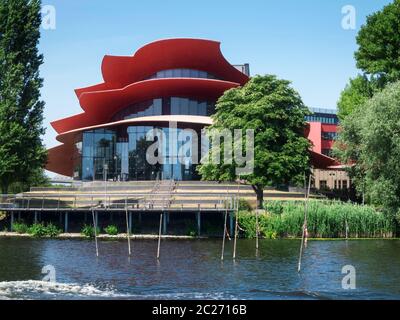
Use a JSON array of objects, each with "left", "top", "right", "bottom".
[
  {"left": 145, "top": 69, "right": 218, "bottom": 80},
  {"left": 305, "top": 114, "right": 339, "bottom": 124},
  {"left": 322, "top": 132, "right": 338, "bottom": 140},
  {"left": 111, "top": 97, "right": 216, "bottom": 122},
  {"left": 342, "top": 180, "right": 348, "bottom": 189},
  {"left": 320, "top": 180, "right": 328, "bottom": 189},
  {"left": 79, "top": 126, "right": 201, "bottom": 181}
]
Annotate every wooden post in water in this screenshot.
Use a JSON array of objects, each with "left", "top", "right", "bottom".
[
  {"left": 233, "top": 197, "right": 239, "bottom": 260},
  {"left": 297, "top": 175, "right": 312, "bottom": 273},
  {"left": 157, "top": 213, "right": 163, "bottom": 260},
  {"left": 221, "top": 209, "right": 228, "bottom": 261},
  {"left": 255, "top": 210, "right": 259, "bottom": 251},
  {"left": 91, "top": 197, "right": 99, "bottom": 257},
  {"left": 233, "top": 175, "right": 241, "bottom": 260},
  {"left": 125, "top": 197, "right": 131, "bottom": 256},
  {"left": 125, "top": 208, "right": 132, "bottom": 256}
]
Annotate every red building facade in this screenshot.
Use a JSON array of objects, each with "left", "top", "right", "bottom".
[{"left": 46, "top": 39, "right": 337, "bottom": 181}]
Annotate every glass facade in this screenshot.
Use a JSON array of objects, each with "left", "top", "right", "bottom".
[
  {"left": 305, "top": 114, "right": 338, "bottom": 124},
  {"left": 145, "top": 69, "right": 218, "bottom": 80},
  {"left": 78, "top": 126, "right": 199, "bottom": 181},
  {"left": 80, "top": 129, "right": 117, "bottom": 181},
  {"left": 111, "top": 97, "right": 215, "bottom": 121},
  {"left": 322, "top": 132, "right": 338, "bottom": 140}
]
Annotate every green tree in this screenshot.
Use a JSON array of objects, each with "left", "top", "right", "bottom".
[
  {"left": 335, "top": 81, "right": 400, "bottom": 216},
  {"left": 0, "top": 0, "right": 47, "bottom": 194},
  {"left": 9, "top": 168, "right": 50, "bottom": 194},
  {"left": 337, "top": 75, "right": 381, "bottom": 120},
  {"left": 355, "top": 0, "right": 400, "bottom": 83},
  {"left": 197, "top": 75, "right": 311, "bottom": 209},
  {"left": 338, "top": 0, "right": 399, "bottom": 120}
]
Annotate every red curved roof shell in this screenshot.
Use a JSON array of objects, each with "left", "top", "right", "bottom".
[
  {"left": 46, "top": 38, "right": 336, "bottom": 177},
  {"left": 47, "top": 39, "right": 249, "bottom": 176}
]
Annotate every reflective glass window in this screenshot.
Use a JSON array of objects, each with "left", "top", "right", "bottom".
[
  {"left": 112, "top": 97, "right": 216, "bottom": 121},
  {"left": 145, "top": 68, "right": 218, "bottom": 80},
  {"left": 79, "top": 126, "right": 200, "bottom": 181}
]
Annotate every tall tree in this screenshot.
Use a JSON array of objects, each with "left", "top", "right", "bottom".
[
  {"left": 0, "top": 0, "right": 47, "bottom": 194},
  {"left": 355, "top": 0, "right": 400, "bottom": 83},
  {"left": 338, "top": 0, "right": 399, "bottom": 120},
  {"left": 337, "top": 75, "right": 382, "bottom": 121},
  {"left": 335, "top": 81, "right": 400, "bottom": 216},
  {"left": 197, "top": 75, "right": 311, "bottom": 209}
]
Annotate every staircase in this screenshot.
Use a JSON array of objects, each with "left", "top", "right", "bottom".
[
  {"left": 20, "top": 180, "right": 322, "bottom": 211},
  {"left": 143, "top": 180, "right": 176, "bottom": 209}
]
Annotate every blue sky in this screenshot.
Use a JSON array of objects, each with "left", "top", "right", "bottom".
[{"left": 39, "top": 0, "right": 392, "bottom": 149}]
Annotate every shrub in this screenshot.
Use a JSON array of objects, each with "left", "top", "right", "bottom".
[
  {"left": 12, "top": 222, "right": 29, "bottom": 234},
  {"left": 81, "top": 224, "right": 100, "bottom": 238},
  {"left": 104, "top": 225, "right": 118, "bottom": 235},
  {"left": 27, "top": 223, "right": 61, "bottom": 238},
  {"left": 44, "top": 223, "right": 62, "bottom": 237},
  {"left": 27, "top": 223, "right": 47, "bottom": 237}
]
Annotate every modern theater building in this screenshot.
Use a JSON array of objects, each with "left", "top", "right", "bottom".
[{"left": 47, "top": 38, "right": 347, "bottom": 189}]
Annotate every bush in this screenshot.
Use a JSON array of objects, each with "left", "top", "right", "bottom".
[
  {"left": 81, "top": 224, "right": 100, "bottom": 238},
  {"left": 27, "top": 223, "right": 62, "bottom": 238},
  {"left": 44, "top": 223, "right": 63, "bottom": 237},
  {"left": 237, "top": 200, "right": 395, "bottom": 239},
  {"left": 12, "top": 222, "right": 29, "bottom": 234},
  {"left": 104, "top": 225, "right": 118, "bottom": 235},
  {"left": 28, "top": 223, "right": 48, "bottom": 237}
]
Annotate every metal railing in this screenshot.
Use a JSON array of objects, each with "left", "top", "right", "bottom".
[{"left": 0, "top": 193, "right": 237, "bottom": 211}]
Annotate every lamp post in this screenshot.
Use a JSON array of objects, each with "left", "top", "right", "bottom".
[
  {"left": 114, "top": 155, "right": 118, "bottom": 181},
  {"left": 103, "top": 162, "right": 108, "bottom": 208}
]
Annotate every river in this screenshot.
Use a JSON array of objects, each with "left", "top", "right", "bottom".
[{"left": 0, "top": 238, "right": 399, "bottom": 300}]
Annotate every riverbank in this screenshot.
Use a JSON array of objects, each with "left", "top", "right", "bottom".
[
  {"left": 0, "top": 232, "right": 201, "bottom": 240},
  {"left": 2, "top": 200, "right": 397, "bottom": 240},
  {"left": 1, "top": 231, "right": 399, "bottom": 241}
]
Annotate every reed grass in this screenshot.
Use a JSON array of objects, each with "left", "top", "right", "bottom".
[{"left": 238, "top": 200, "right": 395, "bottom": 239}]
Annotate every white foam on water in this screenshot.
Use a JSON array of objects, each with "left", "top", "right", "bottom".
[
  {"left": 0, "top": 280, "right": 234, "bottom": 300},
  {"left": 0, "top": 280, "right": 129, "bottom": 300}
]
